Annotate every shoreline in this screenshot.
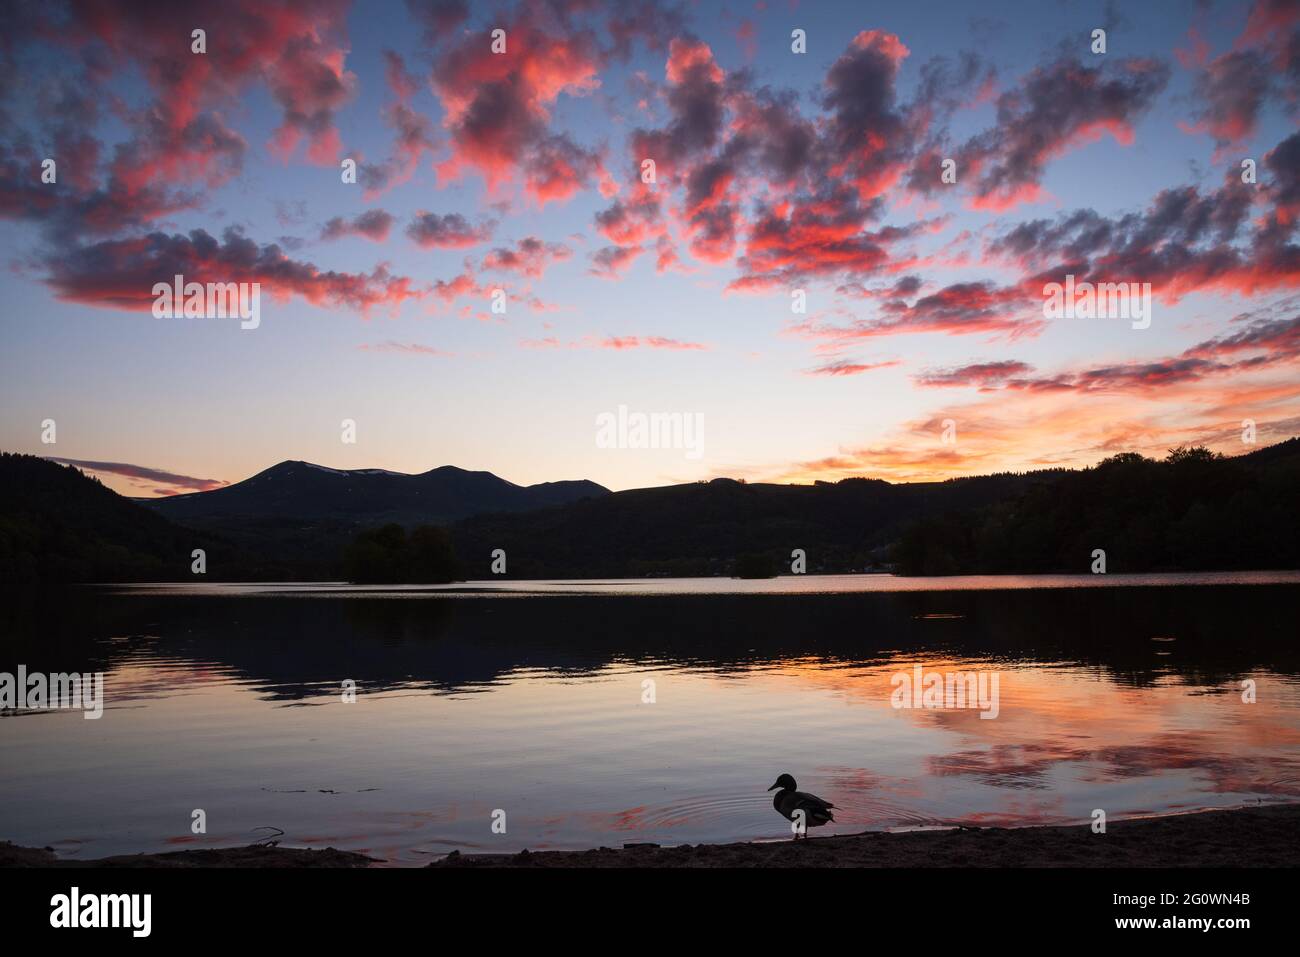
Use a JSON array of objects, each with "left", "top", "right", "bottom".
[
  {"left": 93, "top": 568, "right": 1300, "bottom": 597},
  {"left": 0, "top": 842, "right": 377, "bottom": 868},
  {"left": 5, "top": 804, "right": 1298, "bottom": 868},
  {"left": 431, "top": 804, "right": 1300, "bottom": 868}
]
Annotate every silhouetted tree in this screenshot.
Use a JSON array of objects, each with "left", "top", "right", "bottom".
[
  {"left": 735, "top": 552, "right": 777, "bottom": 578},
  {"left": 892, "top": 445, "right": 1300, "bottom": 575},
  {"left": 343, "top": 524, "right": 458, "bottom": 583}
]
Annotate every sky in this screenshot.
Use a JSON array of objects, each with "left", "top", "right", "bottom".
[{"left": 0, "top": 0, "right": 1297, "bottom": 497}]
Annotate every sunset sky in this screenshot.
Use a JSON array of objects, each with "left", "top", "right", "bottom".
[{"left": 1, "top": 0, "right": 1297, "bottom": 497}]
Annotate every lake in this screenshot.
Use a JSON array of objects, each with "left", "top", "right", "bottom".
[{"left": 3, "top": 573, "right": 1299, "bottom": 865}]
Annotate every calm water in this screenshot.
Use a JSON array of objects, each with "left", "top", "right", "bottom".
[{"left": 3, "top": 574, "right": 1299, "bottom": 866}]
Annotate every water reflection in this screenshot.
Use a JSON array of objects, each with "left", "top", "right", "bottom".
[{"left": 1, "top": 582, "right": 1298, "bottom": 864}]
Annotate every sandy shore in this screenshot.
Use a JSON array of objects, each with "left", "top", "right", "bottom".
[
  {"left": 5, "top": 804, "right": 1297, "bottom": 868},
  {"left": 433, "top": 804, "right": 1300, "bottom": 868},
  {"left": 0, "top": 842, "right": 376, "bottom": 868}
]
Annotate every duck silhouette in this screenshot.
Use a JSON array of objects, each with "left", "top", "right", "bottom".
[{"left": 768, "top": 773, "right": 835, "bottom": 837}]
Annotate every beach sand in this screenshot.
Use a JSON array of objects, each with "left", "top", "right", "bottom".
[
  {"left": 0, "top": 842, "right": 376, "bottom": 868},
  {"left": 432, "top": 804, "right": 1300, "bottom": 868},
  {"left": 4, "top": 804, "right": 1296, "bottom": 868}
]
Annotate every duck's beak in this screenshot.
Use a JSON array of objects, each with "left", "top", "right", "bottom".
[{"left": 767, "top": 781, "right": 780, "bottom": 791}]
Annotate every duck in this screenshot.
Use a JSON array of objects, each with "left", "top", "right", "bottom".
[{"left": 767, "top": 773, "right": 835, "bottom": 837}]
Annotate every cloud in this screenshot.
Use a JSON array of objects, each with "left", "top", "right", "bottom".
[
  {"left": 805, "top": 358, "right": 902, "bottom": 376},
  {"left": 47, "top": 457, "right": 227, "bottom": 494},
  {"left": 793, "top": 281, "right": 1041, "bottom": 342},
  {"left": 405, "top": 212, "right": 494, "bottom": 248},
  {"left": 361, "top": 52, "right": 438, "bottom": 198},
  {"left": 321, "top": 209, "right": 395, "bottom": 242},
  {"left": 728, "top": 194, "right": 914, "bottom": 291},
  {"left": 949, "top": 56, "right": 1169, "bottom": 210},
  {"left": 423, "top": 3, "right": 607, "bottom": 203},
  {"left": 590, "top": 244, "right": 645, "bottom": 278},
  {"left": 592, "top": 335, "right": 708, "bottom": 350},
  {"left": 915, "top": 360, "right": 1035, "bottom": 388},
  {"left": 482, "top": 237, "right": 573, "bottom": 277},
  {"left": 357, "top": 340, "right": 454, "bottom": 356},
  {"left": 1179, "top": 1, "right": 1300, "bottom": 152},
  {"left": 594, "top": 184, "right": 664, "bottom": 245},
  {"left": 59, "top": 0, "right": 357, "bottom": 167},
  {"left": 1184, "top": 50, "right": 1272, "bottom": 151},
  {"left": 647, "top": 37, "right": 728, "bottom": 164},
  {"left": 361, "top": 102, "right": 436, "bottom": 197},
  {"left": 0, "top": 0, "right": 367, "bottom": 265},
  {"left": 919, "top": 314, "right": 1300, "bottom": 397},
  {"left": 1265, "top": 132, "right": 1300, "bottom": 225},
  {"left": 987, "top": 134, "right": 1300, "bottom": 305},
  {"left": 524, "top": 133, "right": 611, "bottom": 207},
  {"left": 431, "top": 268, "right": 485, "bottom": 304},
  {"left": 403, "top": 0, "right": 470, "bottom": 41},
  {"left": 598, "top": 29, "right": 949, "bottom": 289},
  {"left": 821, "top": 31, "right": 914, "bottom": 202},
  {"left": 42, "top": 227, "right": 421, "bottom": 316},
  {"left": 517, "top": 333, "right": 708, "bottom": 351}
]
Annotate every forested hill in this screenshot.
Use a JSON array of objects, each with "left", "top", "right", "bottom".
[
  {"left": 0, "top": 453, "right": 206, "bottom": 582},
  {"left": 889, "top": 441, "right": 1300, "bottom": 575},
  {"left": 449, "top": 440, "right": 1300, "bottom": 578},
  {"left": 4, "top": 439, "right": 1298, "bottom": 583}
]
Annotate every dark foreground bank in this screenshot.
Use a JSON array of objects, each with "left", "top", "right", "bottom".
[
  {"left": 0, "top": 842, "right": 376, "bottom": 868},
  {"left": 5, "top": 804, "right": 1296, "bottom": 868},
  {"left": 432, "top": 804, "right": 1300, "bottom": 868}
]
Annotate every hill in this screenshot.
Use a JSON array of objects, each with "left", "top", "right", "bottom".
[
  {"left": 448, "top": 472, "right": 1046, "bottom": 578},
  {"left": 0, "top": 453, "right": 210, "bottom": 582},
  {"left": 5, "top": 438, "right": 1298, "bottom": 582},
  {"left": 448, "top": 439, "right": 1300, "bottom": 578},
  {"left": 139, "top": 460, "right": 608, "bottom": 571},
  {"left": 890, "top": 440, "right": 1300, "bottom": 574}
]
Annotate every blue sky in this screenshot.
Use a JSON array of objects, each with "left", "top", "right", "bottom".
[{"left": 1, "top": 0, "right": 1297, "bottom": 495}]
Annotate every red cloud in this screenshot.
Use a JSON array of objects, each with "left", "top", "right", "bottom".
[
  {"left": 525, "top": 134, "right": 610, "bottom": 207},
  {"left": 65, "top": 0, "right": 357, "bottom": 168},
  {"left": 793, "top": 281, "right": 1041, "bottom": 341},
  {"left": 43, "top": 227, "right": 421, "bottom": 316},
  {"left": 949, "top": 57, "right": 1169, "bottom": 210},
  {"left": 1179, "top": 0, "right": 1300, "bottom": 153},
  {"left": 48, "top": 457, "right": 228, "bottom": 494},
  {"left": 321, "top": 210, "right": 395, "bottom": 243},
  {"left": 432, "top": 269, "right": 485, "bottom": 304},
  {"left": 406, "top": 212, "right": 494, "bottom": 249},
  {"left": 594, "top": 183, "right": 664, "bottom": 245},
  {"left": 924, "top": 315, "right": 1300, "bottom": 398},
  {"left": 915, "top": 361, "right": 1036, "bottom": 388},
  {"left": 806, "top": 359, "right": 901, "bottom": 377},
  {"left": 518, "top": 333, "right": 708, "bottom": 351},
  {"left": 357, "top": 341, "right": 454, "bottom": 357},
  {"left": 592, "top": 335, "right": 707, "bottom": 351},
  {"left": 427, "top": 10, "right": 604, "bottom": 203},
  {"left": 361, "top": 51, "right": 438, "bottom": 198},
  {"left": 482, "top": 237, "right": 573, "bottom": 277},
  {"left": 590, "top": 244, "right": 645, "bottom": 278}
]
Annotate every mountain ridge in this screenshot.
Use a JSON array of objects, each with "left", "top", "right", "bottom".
[
  {"left": 140, "top": 458, "right": 609, "bottom": 523},
  {"left": 132, "top": 458, "right": 609, "bottom": 571},
  {"left": 3, "top": 437, "right": 1298, "bottom": 582},
  {"left": 447, "top": 438, "right": 1300, "bottom": 577}
]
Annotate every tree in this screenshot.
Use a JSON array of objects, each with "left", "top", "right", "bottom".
[
  {"left": 734, "top": 552, "right": 777, "bottom": 578},
  {"left": 343, "top": 524, "right": 459, "bottom": 583}
]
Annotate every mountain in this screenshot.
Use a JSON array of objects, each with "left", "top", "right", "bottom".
[
  {"left": 144, "top": 460, "right": 608, "bottom": 525},
  {"left": 0, "top": 453, "right": 214, "bottom": 582},
  {"left": 889, "top": 439, "right": 1300, "bottom": 575},
  {"left": 448, "top": 439, "right": 1300, "bottom": 578},
  {"left": 138, "top": 460, "right": 609, "bottom": 572},
  {"left": 447, "top": 472, "right": 1040, "bottom": 578},
  {"left": 5, "top": 439, "right": 1298, "bottom": 583}
]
